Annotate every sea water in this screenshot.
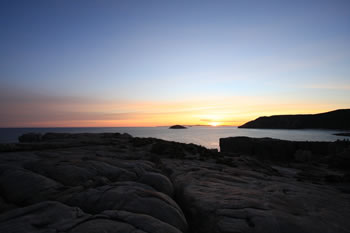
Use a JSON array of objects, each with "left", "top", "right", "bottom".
[{"left": 0, "top": 126, "right": 348, "bottom": 149}]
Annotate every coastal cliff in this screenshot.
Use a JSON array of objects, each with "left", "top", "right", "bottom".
[{"left": 239, "top": 109, "right": 350, "bottom": 129}]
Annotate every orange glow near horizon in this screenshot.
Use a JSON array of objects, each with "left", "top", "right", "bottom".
[
  {"left": 1, "top": 93, "right": 347, "bottom": 127},
  {"left": 2, "top": 1, "right": 350, "bottom": 129},
  {"left": 209, "top": 122, "right": 220, "bottom": 126}
]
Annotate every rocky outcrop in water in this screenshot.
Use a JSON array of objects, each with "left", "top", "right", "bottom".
[
  {"left": 169, "top": 125, "right": 187, "bottom": 129},
  {"left": 0, "top": 133, "right": 350, "bottom": 233},
  {"left": 239, "top": 109, "right": 350, "bottom": 129}
]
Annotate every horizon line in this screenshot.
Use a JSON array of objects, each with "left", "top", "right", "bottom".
[{"left": 0, "top": 125, "right": 239, "bottom": 129}]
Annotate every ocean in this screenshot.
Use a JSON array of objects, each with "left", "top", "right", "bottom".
[{"left": 0, "top": 126, "right": 348, "bottom": 149}]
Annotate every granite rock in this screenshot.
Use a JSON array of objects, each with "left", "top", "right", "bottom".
[{"left": 0, "top": 133, "right": 349, "bottom": 233}]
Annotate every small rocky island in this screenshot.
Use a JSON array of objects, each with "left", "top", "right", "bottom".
[
  {"left": 0, "top": 133, "right": 350, "bottom": 233},
  {"left": 239, "top": 109, "right": 350, "bottom": 129},
  {"left": 169, "top": 125, "right": 187, "bottom": 129}
]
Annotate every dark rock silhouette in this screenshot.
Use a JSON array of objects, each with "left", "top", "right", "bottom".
[
  {"left": 239, "top": 109, "right": 350, "bottom": 129},
  {"left": 334, "top": 132, "right": 350, "bottom": 137},
  {"left": 169, "top": 125, "right": 187, "bottom": 129},
  {"left": 0, "top": 133, "right": 350, "bottom": 233},
  {"left": 220, "top": 136, "right": 350, "bottom": 168},
  {"left": 18, "top": 133, "right": 42, "bottom": 142}
]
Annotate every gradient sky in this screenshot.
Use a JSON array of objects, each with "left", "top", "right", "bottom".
[{"left": 1, "top": 0, "right": 350, "bottom": 127}]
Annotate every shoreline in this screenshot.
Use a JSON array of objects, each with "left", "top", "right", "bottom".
[
  {"left": 0, "top": 133, "right": 350, "bottom": 232},
  {"left": 1, "top": 127, "right": 349, "bottom": 149}
]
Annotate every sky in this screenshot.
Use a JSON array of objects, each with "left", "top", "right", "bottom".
[{"left": 1, "top": 0, "right": 350, "bottom": 127}]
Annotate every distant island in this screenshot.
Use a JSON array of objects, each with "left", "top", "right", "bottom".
[
  {"left": 239, "top": 109, "right": 350, "bottom": 130},
  {"left": 169, "top": 125, "right": 187, "bottom": 129}
]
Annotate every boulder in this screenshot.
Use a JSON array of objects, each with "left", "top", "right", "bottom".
[
  {"left": 65, "top": 181, "right": 187, "bottom": 232},
  {"left": 139, "top": 172, "right": 174, "bottom": 196},
  {"left": 220, "top": 137, "right": 296, "bottom": 161},
  {"left": 18, "top": 133, "right": 42, "bottom": 143}
]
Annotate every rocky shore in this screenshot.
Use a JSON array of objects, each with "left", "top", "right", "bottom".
[{"left": 0, "top": 133, "right": 350, "bottom": 233}]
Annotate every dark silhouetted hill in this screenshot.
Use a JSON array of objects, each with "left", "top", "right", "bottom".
[{"left": 239, "top": 109, "right": 350, "bottom": 130}]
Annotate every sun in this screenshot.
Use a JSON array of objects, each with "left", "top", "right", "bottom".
[{"left": 209, "top": 122, "right": 220, "bottom": 127}]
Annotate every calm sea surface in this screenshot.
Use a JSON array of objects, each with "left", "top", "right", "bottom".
[{"left": 0, "top": 127, "right": 349, "bottom": 149}]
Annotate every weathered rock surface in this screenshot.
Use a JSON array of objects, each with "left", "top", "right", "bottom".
[
  {"left": 163, "top": 158, "right": 350, "bottom": 233},
  {"left": 0, "top": 133, "right": 349, "bottom": 233},
  {"left": 0, "top": 201, "right": 182, "bottom": 233}
]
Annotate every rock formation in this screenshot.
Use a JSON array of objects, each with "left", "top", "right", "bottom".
[
  {"left": 334, "top": 132, "right": 350, "bottom": 137},
  {"left": 169, "top": 125, "right": 187, "bottom": 129},
  {"left": 0, "top": 133, "right": 349, "bottom": 233},
  {"left": 239, "top": 109, "right": 350, "bottom": 129},
  {"left": 220, "top": 136, "right": 350, "bottom": 165}
]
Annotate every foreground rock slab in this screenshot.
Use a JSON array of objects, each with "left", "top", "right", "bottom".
[
  {"left": 0, "top": 201, "right": 182, "bottom": 233},
  {"left": 0, "top": 133, "right": 349, "bottom": 233},
  {"left": 163, "top": 159, "right": 350, "bottom": 233}
]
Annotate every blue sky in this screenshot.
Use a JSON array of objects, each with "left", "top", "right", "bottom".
[{"left": 1, "top": 0, "right": 349, "bottom": 126}]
